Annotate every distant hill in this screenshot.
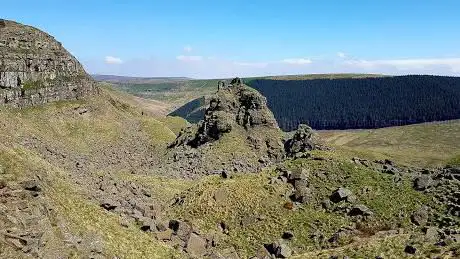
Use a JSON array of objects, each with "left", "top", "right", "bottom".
[
  {"left": 92, "top": 74, "right": 190, "bottom": 84},
  {"left": 170, "top": 75, "right": 460, "bottom": 131}
]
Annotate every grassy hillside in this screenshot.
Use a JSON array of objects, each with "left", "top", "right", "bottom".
[
  {"left": 111, "top": 79, "right": 220, "bottom": 111},
  {"left": 1, "top": 83, "right": 458, "bottom": 258},
  {"left": 0, "top": 85, "right": 186, "bottom": 258},
  {"left": 319, "top": 120, "right": 460, "bottom": 167}
]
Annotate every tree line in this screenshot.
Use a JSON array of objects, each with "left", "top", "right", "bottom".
[{"left": 247, "top": 75, "right": 460, "bottom": 131}]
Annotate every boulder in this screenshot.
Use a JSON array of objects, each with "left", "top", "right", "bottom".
[
  {"left": 292, "top": 187, "right": 312, "bottom": 204},
  {"left": 330, "top": 187, "right": 353, "bottom": 203},
  {"left": 21, "top": 180, "right": 41, "bottom": 192},
  {"left": 169, "top": 220, "right": 192, "bottom": 241},
  {"left": 349, "top": 204, "right": 373, "bottom": 216},
  {"left": 404, "top": 245, "right": 417, "bottom": 254},
  {"left": 139, "top": 218, "right": 155, "bottom": 232},
  {"left": 265, "top": 241, "right": 292, "bottom": 258},
  {"left": 382, "top": 165, "right": 399, "bottom": 175},
  {"left": 214, "top": 187, "right": 229, "bottom": 203},
  {"left": 284, "top": 124, "right": 316, "bottom": 156},
  {"left": 99, "top": 198, "right": 120, "bottom": 211},
  {"left": 156, "top": 229, "right": 173, "bottom": 241},
  {"left": 254, "top": 245, "right": 272, "bottom": 259},
  {"left": 282, "top": 231, "right": 294, "bottom": 240},
  {"left": 414, "top": 175, "right": 433, "bottom": 191},
  {"left": 424, "top": 227, "right": 440, "bottom": 243},
  {"left": 411, "top": 206, "right": 429, "bottom": 226},
  {"left": 276, "top": 243, "right": 292, "bottom": 258},
  {"left": 185, "top": 233, "right": 207, "bottom": 257}
]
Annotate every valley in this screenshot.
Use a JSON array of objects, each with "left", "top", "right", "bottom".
[{"left": 0, "top": 19, "right": 459, "bottom": 259}]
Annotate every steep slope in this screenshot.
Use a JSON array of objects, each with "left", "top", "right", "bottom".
[
  {"left": 0, "top": 19, "right": 96, "bottom": 107},
  {"left": 0, "top": 85, "right": 183, "bottom": 258}
]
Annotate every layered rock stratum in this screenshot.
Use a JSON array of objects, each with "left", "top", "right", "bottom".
[{"left": 0, "top": 19, "right": 96, "bottom": 107}]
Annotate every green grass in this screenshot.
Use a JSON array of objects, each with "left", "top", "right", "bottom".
[
  {"left": 159, "top": 116, "right": 189, "bottom": 136},
  {"left": 140, "top": 117, "right": 177, "bottom": 147},
  {"left": 165, "top": 150, "right": 430, "bottom": 257},
  {"left": 319, "top": 120, "right": 460, "bottom": 167},
  {"left": 446, "top": 153, "right": 460, "bottom": 167}
]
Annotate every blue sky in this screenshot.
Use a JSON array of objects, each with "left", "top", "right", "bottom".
[{"left": 2, "top": 0, "right": 460, "bottom": 78}]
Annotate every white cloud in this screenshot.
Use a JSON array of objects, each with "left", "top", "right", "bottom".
[
  {"left": 104, "top": 56, "right": 123, "bottom": 65},
  {"left": 85, "top": 54, "right": 460, "bottom": 79},
  {"left": 233, "top": 61, "right": 268, "bottom": 68},
  {"left": 281, "top": 58, "right": 313, "bottom": 65},
  {"left": 345, "top": 57, "right": 460, "bottom": 72},
  {"left": 184, "top": 45, "right": 193, "bottom": 53},
  {"left": 337, "top": 52, "right": 347, "bottom": 58},
  {"left": 176, "top": 55, "right": 203, "bottom": 62}
]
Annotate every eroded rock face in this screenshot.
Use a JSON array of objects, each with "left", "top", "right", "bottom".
[
  {"left": 167, "top": 78, "right": 285, "bottom": 176},
  {"left": 0, "top": 19, "right": 97, "bottom": 107},
  {"left": 284, "top": 124, "right": 317, "bottom": 156},
  {"left": 171, "top": 78, "right": 279, "bottom": 148}
]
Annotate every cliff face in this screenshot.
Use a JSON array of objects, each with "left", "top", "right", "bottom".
[{"left": 0, "top": 19, "right": 96, "bottom": 107}]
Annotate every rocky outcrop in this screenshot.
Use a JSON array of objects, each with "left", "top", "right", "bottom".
[
  {"left": 170, "top": 78, "right": 279, "bottom": 148},
  {"left": 284, "top": 124, "right": 325, "bottom": 157},
  {"left": 0, "top": 19, "right": 96, "bottom": 107},
  {"left": 167, "top": 78, "right": 285, "bottom": 176}
]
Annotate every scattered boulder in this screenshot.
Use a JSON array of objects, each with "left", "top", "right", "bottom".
[
  {"left": 284, "top": 124, "right": 316, "bottom": 156},
  {"left": 169, "top": 220, "right": 192, "bottom": 241},
  {"left": 276, "top": 243, "right": 292, "bottom": 258},
  {"left": 21, "top": 180, "right": 41, "bottom": 192},
  {"left": 291, "top": 187, "right": 312, "bottom": 204},
  {"left": 349, "top": 204, "right": 373, "bottom": 216},
  {"left": 424, "top": 227, "right": 440, "bottom": 243},
  {"left": 185, "top": 233, "right": 207, "bottom": 257},
  {"left": 328, "top": 228, "right": 355, "bottom": 245},
  {"left": 289, "top": 169, "right": 309, "bottom": 182},
  {"left": 265, "top": 241, "right": 292, "bottom": 258},
  {"left": 411, "top": 206, "right": 429, "bottom": 226},
  {"left": 404, "top": 244, "right": 417, "bottom": 254},
  {"left": 156, "top": 229, "right": 173, "bottom": 241},
  {"left": 214, "top": 187, "right": 229, "bottom": 203},
  {"left": 139, "top": 218, "right": 155, "bottom": 232},
  {"left": 330, "top": 187, "right": 353, "bottom": 203},
  {"left": 414, "top": 175, "right": 433, "bottom": 191},
  {"left": 99, "top": 198, "right": 120, "bottom": 211},
  {"left": 282, "top": 231, "right": 294, "bottom": 240},
  {"left": 381, "top": 164, "right": 399, "bottom": 175},
  {"left": 254, "top": 245, "right": 272, "bottom": 259}
]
